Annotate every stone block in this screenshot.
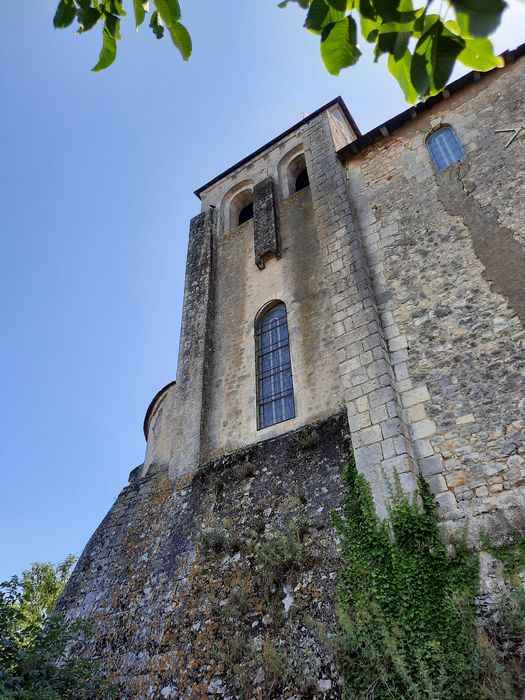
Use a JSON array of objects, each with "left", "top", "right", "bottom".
[
  {"left": 388, "top": 335, "right": 408, "bottom": 352},
  {"left": 382, "top": 417, "right": 401, "bottom": 438},
  {"left": 349, "top": 412, "right": 371, "bottom": 431},
  {"left": 360, "top": 424, "right": 383, "bottom": 445},
  {"left": 354, "top": 443, "right": 383, "bottom": 467},
  {"left": 419, "top": 455, "right": 443, "bottom": 476},
  {"left": 426, "top": 474, "right": 448, "bottom": 495},
  {"left": 402, "top": 386, "right": 431, "bottom": 407},
  {"left": 435, "top": 491, "right": 458, "bottom": 510},
  {"left": 369, "top": 387, "right": 395, "bottom": 408},
  {"left": 455, "top": 414, "right": 475, "bottom": 426},
  {"left": 410, "top": 419, "right": 437, "bottom": 440}
]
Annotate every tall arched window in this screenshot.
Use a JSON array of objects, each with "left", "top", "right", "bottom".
[
  {"left": 256, "top": 303, "right": 295, "bottom": 429},
  {"left": 427, "top": 126, "right": 465, "bottom": 172}
]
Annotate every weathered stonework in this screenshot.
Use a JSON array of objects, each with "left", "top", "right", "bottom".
[
  {"left": 59, "top": 414, "right": 350, "bottom": 698},
  {"left": 253, "top": 176, "right": 280, "bottom": 269},
  {"left": 59, "top": 49, "right": 525, "bottom": 698},
  {"left": 170, "top": 209, "right": 215, "bottom": 480},
  {"left": 343, "top": 56, "right": 525, "bottom": 533}
]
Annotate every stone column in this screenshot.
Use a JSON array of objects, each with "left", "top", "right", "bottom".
[
  {"left": 302, "top": 113, "right": 418, "bottom": 518},
  {"left": 170, "top": 208, "right": 215, "bottom": 480},
  {"left": 253, "top": 176, "right": 280, "bottom": 269}
]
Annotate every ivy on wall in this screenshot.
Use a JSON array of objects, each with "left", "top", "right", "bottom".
[{"left": 333, "top": 453, "right": 481, "bottom": 699}]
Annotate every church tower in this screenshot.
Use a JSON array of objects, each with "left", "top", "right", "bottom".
[
  {"left": 144, "top": 97, "right": 420, "bottom": 519},
  {"left": 59, "top": 47, "right": 525, "bottom": 697}
]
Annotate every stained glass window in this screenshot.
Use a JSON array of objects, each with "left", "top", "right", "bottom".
[{"left": 256, "top": 304, "right": 295, "bottom": 429}]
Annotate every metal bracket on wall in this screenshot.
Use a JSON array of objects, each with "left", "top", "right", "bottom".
[{"left": 495, "top": 125, "right": 524, "bottom": 148}]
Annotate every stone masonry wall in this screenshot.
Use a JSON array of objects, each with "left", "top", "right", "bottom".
[
  {"left": 202, "top": 185, "right": 344, "bottom": 461},
  {"left": 170, "top": 209, "right": 215, "bottom": 479},
  {"left": 343, "top": 58, "right": 525, "bottom": 535},
  {"left": 301, "top": 111, "right": 419, "bottom": 519},
  {"left": 58, "top": 413, "right": 350, "bottom": 699}
]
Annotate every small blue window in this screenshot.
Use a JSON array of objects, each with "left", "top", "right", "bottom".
[
  {"left": 256, "top": 303, "right": 295, "bottom": 430},
  {"left": 427, "top": 126, "right": 465, "bottom": 172}
]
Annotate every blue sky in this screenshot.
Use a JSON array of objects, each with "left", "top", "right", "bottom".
[{"left": 1, "top": 1, "right": 524, "bottom": 581}]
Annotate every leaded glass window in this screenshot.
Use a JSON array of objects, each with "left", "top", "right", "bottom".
[
  {"left": 427, "top": 126, "right": 465, "bottom": 172},
  {"left": 256, "top": 304, "right": 295, "bottom": 429}
]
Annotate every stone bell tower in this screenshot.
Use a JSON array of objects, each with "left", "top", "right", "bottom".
[{"left": 143, "top": 97, "right": 421, "bottom": 518}]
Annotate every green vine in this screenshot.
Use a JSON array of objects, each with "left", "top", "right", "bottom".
[{"left": 333, "top": 453, "right": 480, "bottom": 700}]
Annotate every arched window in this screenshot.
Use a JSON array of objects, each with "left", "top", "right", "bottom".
[
  {"left": 238, "top": 201, "right": 253, "bottom": 225},
  {"left": 256, "top": 303, "right": 295, "bottom": 429},
  {"left": 427, "top": 126, "right": 465, "bottom": 172},
  {"left": 294, "top": 168, "right": 310, "bottom": 192},
  {"left": 228, "top": 187, "right": 254, "bottom": 230},
  {"left": 285, "top": 152, "right": 309, "bottom": 196}
]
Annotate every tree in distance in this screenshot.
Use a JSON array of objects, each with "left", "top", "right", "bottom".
[{"left": 0, "top": 558, "right": 117, "bottom": 699}]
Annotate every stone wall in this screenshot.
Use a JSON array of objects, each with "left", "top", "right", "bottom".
[
  {"left": 302, "top": 110, "right": 420, "bottom": 520},
  {"left": 202, "top": 185, "right": 344, "bottom": 461},
  {"left": 343, "top": 57, "right": 525, "bottom": 534},
  {"left": 170, "top": 209, "right": 215, "bottom": 479},
  {"left": 58, "top": 413, "right": 350, "bottom": 699}
]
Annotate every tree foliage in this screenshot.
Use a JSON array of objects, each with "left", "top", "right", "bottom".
[
  {"left": 0, "top": 558, "right": 116, "bottom": 699},
  {"left": 53, "top": 0, "right": 508, "bottom": 101}
]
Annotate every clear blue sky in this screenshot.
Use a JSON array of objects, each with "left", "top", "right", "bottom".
[{"left": 1, "top": 2, "right": 524, "bottom": 580}]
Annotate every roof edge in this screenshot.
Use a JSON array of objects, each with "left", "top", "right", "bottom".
[
  {"left": 194, "top": 96, "right": 361, "bottom": 199},
  {"left": 143, "top": 381, "right": 176, "bottom": 440},
  {"left": 337, "top": 42, "right": 525, "bottom": 162}
]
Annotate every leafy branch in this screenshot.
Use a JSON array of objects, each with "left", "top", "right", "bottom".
[
  {"left": 284, "top": 0, "right": 506, "bottom": 101},
  {"left": 53, "top": 0, "right": 191, "bottom": 71},
  {"left": 53, "top": 0, "right": 507, "bottom": 102}
]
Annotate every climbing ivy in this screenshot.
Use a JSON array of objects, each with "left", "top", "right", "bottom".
[{"left": 333, "top": 453, "right": 480, "bottom": 699}]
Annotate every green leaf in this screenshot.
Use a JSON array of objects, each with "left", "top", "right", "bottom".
[
  {"left": 360, "top": 17, "right": 379, "bottom": 42},
  {"left": 451, "top": 0, "right": 507, "bottom": 38},
  {"left": 154, "top": 0, "right": 181, "bottom": 27},
  {"left": 279, "top": 0, "right": 311, "bottom": 7},
  {"left": 133, "top": 0, "right": 147, "bottom": 28},
  {"left": 103, "top": 0, "right": 126, "bottom": 15},
  {"left": 388, "top": 52, "right": 418, "bottom": 103},
  {"left": 410, "top": 21, "right": 465, "bottom": 97},
  {"left": 377, "top": 24, "right": 411, "bottom": 60},
  {"left": 92, "top": 16, "right": 119, "bottom": 71},
  {"left": 355, "top": 0, "right": 375, "bottom": 19},
  {"left": 105, "top": 12, "right": 121, "bottom": 39},
  {"left": 325, "top": 0, "right": 348, "bottom": 10},
  {"left": 168, "top": 21, "right": 192, "bottom": 60},
  {"left": 149, "top": 10, "right": 164, "bottom": 38},
  {"left": 77, "top": 6, "right": 102, "bottom": 32},
  {"left": 355, "top": 0, "right": 379, "bottom": 41},
  {"left": 374, "top": 0, "right": 415, "bottom": 22},
  {"left": 305, "top": 0, "right": 345, "bottom": 34},
  {"left": 320, "top": 15, "right": 361, "bottom": 76},
  {"left": 53, "top": 0, "right": 76, "bottom": 29},
  {"left": 457, "top": 35, "right": 504, "bottom": 70}
]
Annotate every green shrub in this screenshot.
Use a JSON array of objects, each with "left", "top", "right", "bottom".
[
  {"left": 256, "top": 497, "right": 307, "bottom": 590},
  {"left": 201, "top": 518, "right": 241, "bottom": 554},
  {"left": 295, "top": 429, "right": 320, "bottom": 450}
]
